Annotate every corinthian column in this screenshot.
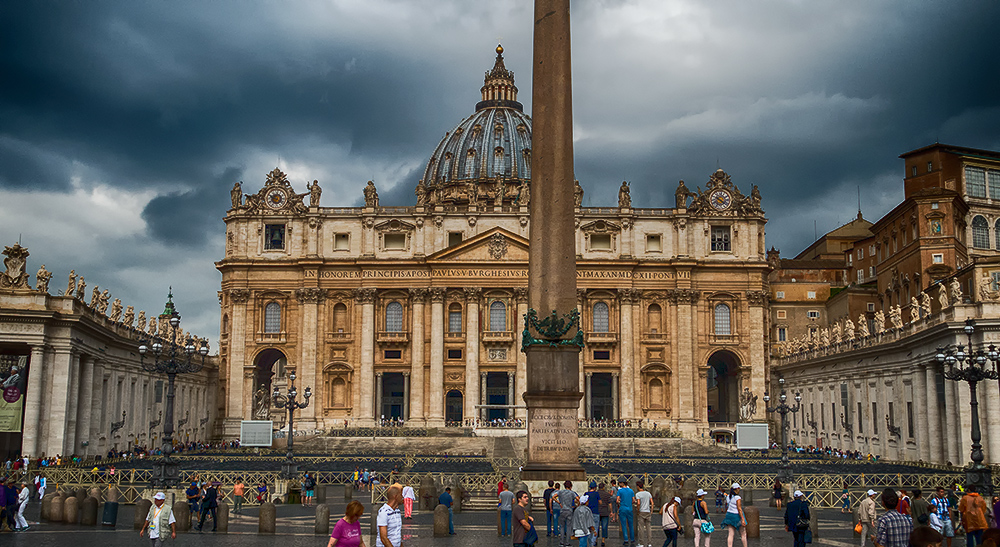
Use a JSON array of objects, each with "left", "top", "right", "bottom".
[
  {"left": 296, "top": 287, "right": 324, "bottom": 427},
  {"left": 409, "top": 289, "right": 427, "bottom": 425},
  {"left": 464, "top": 288, "right": 481, "bottom": 422},
  {"left": 514, "top": 288, "right": 528, "bottom": 421},
  {"left": 427, "top": 288, "right": 446, "bottom": 427},
  {"left": 618, "top": 290, "right": 635, "bottom": 420},
  {"left": 355, "top": 288, "right": 377, "bottom": 426}
]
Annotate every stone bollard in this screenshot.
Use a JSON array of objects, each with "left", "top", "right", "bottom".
[
  {"left": 82, "top": 496, "right": 99, "bottom": 525},
  {"left": 434, "top": 504, "right": 450, "bottom": 537},
  {"left": 744, "top": 506, "right": 761, "bottom": 538},
  {"left": 175, "top": 502, "right": 191, "bottom": 532},
  {"left": 419, "top": 475, "right": 437, "bottom": 511},
  {"left": 315, "top": 503, "right": 331, "bottom": 535},
  {"left": 743, "top": 488, "right": 754, "bottom": 506},
  {"left": 106, "top": 485, "right": 119, "bottom": 503},
  {"left": 259, "top": 501, "right": 276, "bottom": 534},
  {"left": 75, "top": 487, "right": 88, "bottom": 507},
  {"left": 50, "top": 495, "right": 64, "bottom": 523},
  {"left": 64, "top": 495, "right": 80, "bottom": 524},
  {"left": 651, "top": 476, "right": 667, "bottom": 508},
  {"left": 316, "top": 485, "right": 327, "bottom": 505},
  {"left": 135, "top": 499, "right": 152, "bottom": 530},
  {"left": 217, "top": 502, "right": 229, "bottom": 533},
  {"left": 684, "top": 510, "right": 695, "bottom": 538},
  {"left": 345, "top": 483, "right": 352, "bottom": 500},
  {"left": 41, "top": 493, "right": 55, "bottom": 521},
  {"left": 452, "top": 486, "right": 464, "bottom": 514},
  {"left": 810, "top": 512, "right": 819, "bottom": 538}
]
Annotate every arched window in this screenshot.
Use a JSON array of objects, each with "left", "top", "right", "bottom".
[
  {"left": 385, "top": 301, "right": 403, "bottom": 332},
  {"left": 593, "top": 302, "right": 610, "bottom": 332},
  {"left": 489, "top": 301, "right": 507, "bottom": 331},
  {"left": 331, "top": 377, "right": 346, "bottom": 407},
  {"left": 332, "top": 303, "right": 348, "bottom": 333},
  {"left": 448, "top": 303, "right": 463, "bottom": 333},
  {"left": 972, "top": 215, "right": 990, "bottom": 249},
  {"left": 647, "top": 304, "right": 662, "bottom": 333},
  {"left": 714, "top": 303, "right": 731, "bottom": 336},
  {"left": 264, "top": 302, "right": 281, "bottom": 333}
]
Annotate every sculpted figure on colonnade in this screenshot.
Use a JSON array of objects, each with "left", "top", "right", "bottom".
[
  {"left": 857, "top": 315, "right": 869, "bottom": 338},
  {"left": 889, "top": 305, "right": 902, "bottom": 330},
  {"left": 910, "top": 297, "right": 920, "bottom": 322},
  {"left": 230, "top": 181, "right": 243, "bottom": 209},
  {"left": 873, "top": 310, "right": 885, "bottom": 333},
  {"left": 831, "top": 322, "right": 842, "bottom": 345},
  {"left": 364, "top": 180, "right": 379, "bottom": 208},
  {"left": 921, "top": 291, "right": 932, "bottom": 317},
  {"left": 949, "top": 277, "right": 962, "bottom": 305},
  {"left": 574, "top": 180, "right": 584, "bottom": 208},
  {"left": 618, "top": 180, "right": 631, "bottom": 208},
  {"left": 98, "top": 289, "right": 110, "bottom": 314},
  {"left": 0, "top": 243, "right": 30, "bottom": 289},
  {"left": 938, "top": 284, "right": 949, "bottom": 310},
  {"left": 137, "top": 310, "right": 147, "bottom": 332},
  {"left": 66, "top": 269, "right": 76, "bottom": 296},
  {"left": 844, "top": 318, "right": 855, "bottom": 341},
  {"left": 308, "top": 179, "right": 321, "bottom": 207},
  {"left": 35, "top": 264, "right": 52, "bottom": 293},
  {"left": 123, "top": 305, "right": 135, "bottom": 328},
  {"left": 110, "top": 298, "right": 123, "bottom": 322}
]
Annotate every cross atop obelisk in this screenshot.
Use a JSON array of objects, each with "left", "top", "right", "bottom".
[{"left": 520, "top": 0, "right": 585, "bottom": 481}]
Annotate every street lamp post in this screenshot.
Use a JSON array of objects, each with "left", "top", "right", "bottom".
[
  {"left": 138, "top": 291, "right": 209, "bottom": 488},
  {"left": 936, "top": 318, "right": 997, "bottom": 495},
  {"left": 764, "top": 378, "right": 802, "bottom": 483},
  {"left": 272, "top": 372, "right": 311, "bottom": 478}
]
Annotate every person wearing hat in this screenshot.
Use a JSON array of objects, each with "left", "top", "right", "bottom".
[
  {"left": 859, "top": 489, "right": 879, "bottom": 547},
  {"left": 196, "top": 481, "right": 219, "bottom": 531},
  {"left": 572, "top": 494, "right": 597, "bottom": 547},
  {"left": 661, "top": 496, "right": 682, "bottom": 547},
  {"left": 141, "top": 492, "right": 176, "bottom": 546},
  {"left": 692, "top": 489, "right": 712, "bottom": 547},
  {"left": 784, "top": 490, "right": 811, "bottom": 547},
  {"left": 721, "top": 483, "right": 747, "bottom": 547}
]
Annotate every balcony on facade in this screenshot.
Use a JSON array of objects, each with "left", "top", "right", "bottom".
[
  {"left": 326, "top": 331, "right": 354, "bottom": 343},
  {"left": 481, "top": 330, "right": 515, "bottom": 345},
  {"left": 444, "top": 331, "right": 466, "bottom": 343},
  {"left": 585, "top": 331, "right": 620, "bottom": 346},
  {"left": 376, "top": 331, "right": 410, "bottom": 346},
  {"left": 641, "top": 332, "right": 669, "bottom": 344},
  {"left": 255, "top": 331, "right": 287, "bottom": 344},
  {"left": 710, "top": 333, "right": 740, "bottom": 346}
]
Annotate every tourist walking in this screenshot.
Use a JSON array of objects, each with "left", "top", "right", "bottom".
[
  {"left": 617, "top": 479, "right": 637, "bottom": 547},
  {"left": 598, "top": 482, "right": 612, "bottom": 547},
  {"left": 911, "top": 490, "right": 930, "bottom": 526},
  {"left": 558, "top": 480, "right": 580, "bottom": 547},
  {"left": 140, "top": 492, "right": 177, "bottom": 546},
  {"left": 185, "top": 481, "right": 201, "bottom": 516},
  {"left": 930, "top": 487, "right": 956, "bottom": 547},
  {"left": 401, "top": 483, "right": 415, "bottom": 519},
  {"left": 715, "top": 486, "right": 726, "bottom": 515},
  {"left": 661, "top": 496, "right": 681, "bottom": 547},
  {"left": 859, "top": 489, "right": 879, "bottom": 547},
  {"left": 636, "top": 480, "right": 653, "bottom": 547},
  {"left": 500, "top": 483, "right": 516, "bottom": 537},
  {"left": 875, "top": 488, "right": 912, "bottom": 547},
  {"left": 303, "top": 473, "right": 316, "bottom": 506},
  {"left": 958, "top": 487, "right": 989, "bottom": 547},
  {"left": 721, "top": 483, "right": 747, "bottom": 547},
  {"left": 328, "top": 500, "right": 365, "bottom": 547},
  {"left": 513, "top": 490, "right": 535, "bottom": 547},
  {"left": 545, "top": 481, "right": 558, "bottom": 537},
  {"left": 692, "top": 489, "right": 712, "bottom": 547},
  {"left": 376, "top": 486, "right": 403, "bottom": 547},
  {"left": 841, "top": 483, "right": 851, "bottom": 514},
  {"left": 784, "top": 490, "right": 810, "bottom": 547},
  {"left": 439, "top": 486, "right": 455, "bottom": 535},
  {"left": 256, "top": 481, "right": 269, "bottom": 504},
  {"left": 15, "top": 481, "right": 29, "bottom": 531},
  {"left": 232, "top": 478, "right": 245, "bottom": 515},
  {"left": 196, "top": 481, "right": 218, "bottom": 531},
  {"left": 572, "top": 494, "right": 597, "bottom": 547},
  {"left": 774, "top": 479, "right": 784, "bottom": 510}
]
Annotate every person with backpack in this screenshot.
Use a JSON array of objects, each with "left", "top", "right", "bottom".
[
  {"left": 303, "top": 473, "right": 316, "bottom": 507},
  {"left": 784, "top": 490, "right": 810, "bottom": 547}
]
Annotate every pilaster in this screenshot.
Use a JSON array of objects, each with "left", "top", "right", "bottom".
[
  {"left": 225, "top": 288, "right": 250, "bottom": 435},
  {"left": 514, "top": 288, "right": 528, "bottom": 420},
  {"left": 618, "top": 289, "right": 635, "bottom": 419},
  {"left": 295, "top": 287, "right": 324, "bottom": 428},
  {"left": 356, "top": 287, "right": 377, "bottom": 426},
  {"left": 45, "top": 348, "right": 73, "bottom": 456},
  {"left": 75, "top": 355, "right": 95, "bottom": 455},
  {"left": 22, "top": 344, "right": 47, "bottom": 457}
]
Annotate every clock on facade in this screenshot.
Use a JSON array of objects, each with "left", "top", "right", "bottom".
[
  {"left": 710, "top": 189, "right": 732, "bottom": 210},
  {"left": 266, "top": 188, "right": 288, "bottom": 209}
]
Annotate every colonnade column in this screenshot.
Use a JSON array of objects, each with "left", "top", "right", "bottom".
[
  {"left": 225, "top": 289, "right": 250, "bottom": 435},
  {"left": 409, "top": 289, "right": 427, "bottom": 425},
  {"left": 924, "top": 363, "right": 943, "bottom": 464},
  {"left": 63, "top": 352, "right": 82, "bottom": 455},
  {"left": 577, "top": 289, "right": 586, "bottom": 419},
  {"left": 427, "top": 289, "right": 446, "bottom": 427},
  {"left": 585, "top": 372, "right": 592, "bottom": 420},
  {"left": 507, "top": 372, "right": 514, "bottom": 420},
  {"left": 514, "top": 288, "right": 528, "bottom": 421},
  {"left": 984, "top": 378, "right": 1000, "bottom": 465},
  {"left": 356, "top": 287, "right": 377, "bottom": 426},
  {"left": 22, "top": 345, "right": 46, "bottom": 457},
  {"left": 618, "top": 289, "right": 635, "bottom": 419},
  {"left": 46, "top": 348, "right": 73, "bottom": 456},
  {"left": 375, "top": 372, "right": 383, "bottom": 421},
  {"left": 611, "top": 373, "right": 619, "bottom": 420},
  {"left": 914, "top": 366, "right": 930, "bottom": 462},
  {"left": 480, "top": 372, "right": 487, "bottom": 422},
  {"left": 673, "top": 287, "right": 697, "bottom": 429},
  {"left": 464, "top": 288, "right": 481, "bottom": 422},
  {"left": 75, "top": 355, "right": 95, "bottom": 455}
]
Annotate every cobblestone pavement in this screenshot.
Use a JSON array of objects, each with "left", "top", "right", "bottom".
[{"left": 5, "top": 499, "right": 967, "bottom": 547}]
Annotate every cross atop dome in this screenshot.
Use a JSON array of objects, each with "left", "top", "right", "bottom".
[{"left": 478, "top": 44, "right": 521, "bottom": 112}]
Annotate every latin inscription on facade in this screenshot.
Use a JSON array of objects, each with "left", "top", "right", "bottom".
[
  {"left": 527, "top": 408, "right": 578, "bottom": 462},
  {"left": 311, "top": 269, "right": 676, "bottom": 280}
]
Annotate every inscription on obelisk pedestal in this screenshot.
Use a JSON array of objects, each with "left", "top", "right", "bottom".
[{"left": 527, "top": 408, "right": 577, "bottom": 462}]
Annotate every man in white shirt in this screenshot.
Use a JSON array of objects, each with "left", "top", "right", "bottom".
[
  {"left": 635, "top": 480, "right": 654, "bottom": 547},
  {"left": 15, "top": 481, "right": 30, "bottom": 531},
  {"left": 401, "top": 483, "right": 416, "bottom": 519},
  {"left": 140, "top": 492, "right": 176, "bottom": 547},
  {"left": 377, "top": 486, "right": 403, "bottom": 547}
]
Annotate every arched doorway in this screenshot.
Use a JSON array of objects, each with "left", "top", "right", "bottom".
[
  {"left": 445, "top": 390, "right": 463, "bottom": 425},
  {"left": 707, "top": 350, "right": 741, "bottom": 423},
  {"left": 254, "top": 348, "right": 287, "bottom": 409}
]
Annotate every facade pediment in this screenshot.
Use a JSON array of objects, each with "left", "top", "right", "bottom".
[
  {"left": 426, "top": 227, "right": 528, "bottom": 262},
  {"left": 374, "top": 218, "right": 416, "bottom": 232}
]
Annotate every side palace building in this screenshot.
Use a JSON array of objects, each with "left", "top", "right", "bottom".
[{"left": 217, "top": 48, "right": 770, "bottom": 437}]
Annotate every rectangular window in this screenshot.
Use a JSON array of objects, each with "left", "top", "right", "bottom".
[
  {"left": 869, "top": 266, "right": 875, "bottom": 276},
  {"left": 870, "top": 244, "right": 876, "bottom": 255},
  {"left": 590, "top": 234, "right": 612, "bottom": 250},
  {"left": 907, "top": 401, "right": 914, "bottom": 438},
  {"left": 872, "top": 402, "right": 879, "bottom": 435},
  {"left": 991, "top": 271, "right": 1000, "bottom": 291},
  {"left": 383, "top": 233, "right": 406, "bottom": 250},
  {"left": 867, "top": 302, "right": 875, "bottom": 312},
  {"left": 448, "top": 310, "right": 462, "bottom": 333},
  {"left": 840, "top": 384, "right": 849, "bottom": 420},
  {"left": 448, "top": 232, "right": 463, "bottom": 247},
  {"left": 848, "top": 255, "right": 853, "bottom": 266},
  {"left": 989, "top": 170, "right": 1000, "bottom": 200},
  {"left": 807, "top": 310, "right": 819, "bottom": 319},
  {"left": 264, "top": 224, "right": 285, "bottom": 250},
  {"left": 859, "top": 248, "right": 864, "bottom": 259},
  {"left": 857, "top": 270, "right": 864, "bottom": 284},
  {"left": 807, "top": 291, "right": 816, "bottom": 299},
  {"left": 888, "top": 401, "right": 895, "bottom": 428},
  {"left": 927, "top": 161, "right": 933, "bottom": 173},
  {"left": 447, "top": 349, "right": 463, "bottom": 360},
  {"left": 857, "top": 401, "right": 863, "bottom": 434},
  {"left": 775, "top": 291, "right": 785, "bottom": 299},
  {"left": 777, "top": 327, "right": 787, "bottom": 342},
  {"left": 155, "top": 380, "right": 163, "bottom": 403},
  {"left": 593, "top": 350, "right": 611, "bottom": 360},
  {"left": 966, "top": 166, "right": 987, "bottom": 198},
  {"left": 821, "top": 404, "right": 825, "bottom": 429},
  {"left": 646, "top": 234, "right": 662, "bottom": 252},
  {"left": 334, "top": 233, "right": 350, "bottom": 250},
  {"left": 933, "top": 253, "right": 944, "bottom": 264},
  {"left": 776, "top": 310, "right": 786, "bottom": 319},
  {"left": 711, "top": 226, "right": 731, "bottom": 252},
  {"left": 384, "top": 350, "right": 402, "bottom": 360},
  {"left": 911, "top": 166, "right": 917, "bottom": 177}
]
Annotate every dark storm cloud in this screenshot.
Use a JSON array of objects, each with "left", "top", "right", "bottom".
[{"left": 142, "top": 166, "right": 244, "bottom": 246}]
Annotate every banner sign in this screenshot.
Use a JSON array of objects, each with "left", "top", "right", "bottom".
[
  {"left": 240, "top": 420, "right": 274, "bottom": 447},
  {"left": 0, "top": 355, "right": 28, "bottom": 432}
]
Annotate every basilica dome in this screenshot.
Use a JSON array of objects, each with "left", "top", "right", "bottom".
[{"left": 418, "top": 46, "right": 532, "bottom": 207}]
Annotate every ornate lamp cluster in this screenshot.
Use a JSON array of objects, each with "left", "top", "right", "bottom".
[
  {"left": 272, "top": 372, "right": 311, "bottom": 478},
  {"left": 764, "top": 378, "right": 802, "bottom": 482},
  {"left": 137, "top": 290, "right": 209, "bottom": 488},
  {"left": 935, "top": 318, "right": 998, "bottom": 494}
]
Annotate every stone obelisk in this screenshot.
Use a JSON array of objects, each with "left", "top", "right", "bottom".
[{"left": 520, "top": 0, "right": 585, "bottom": 481}]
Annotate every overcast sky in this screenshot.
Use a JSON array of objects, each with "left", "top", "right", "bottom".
[{"left": 2, "top": 1, "right": 998, "bottom": 341}]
